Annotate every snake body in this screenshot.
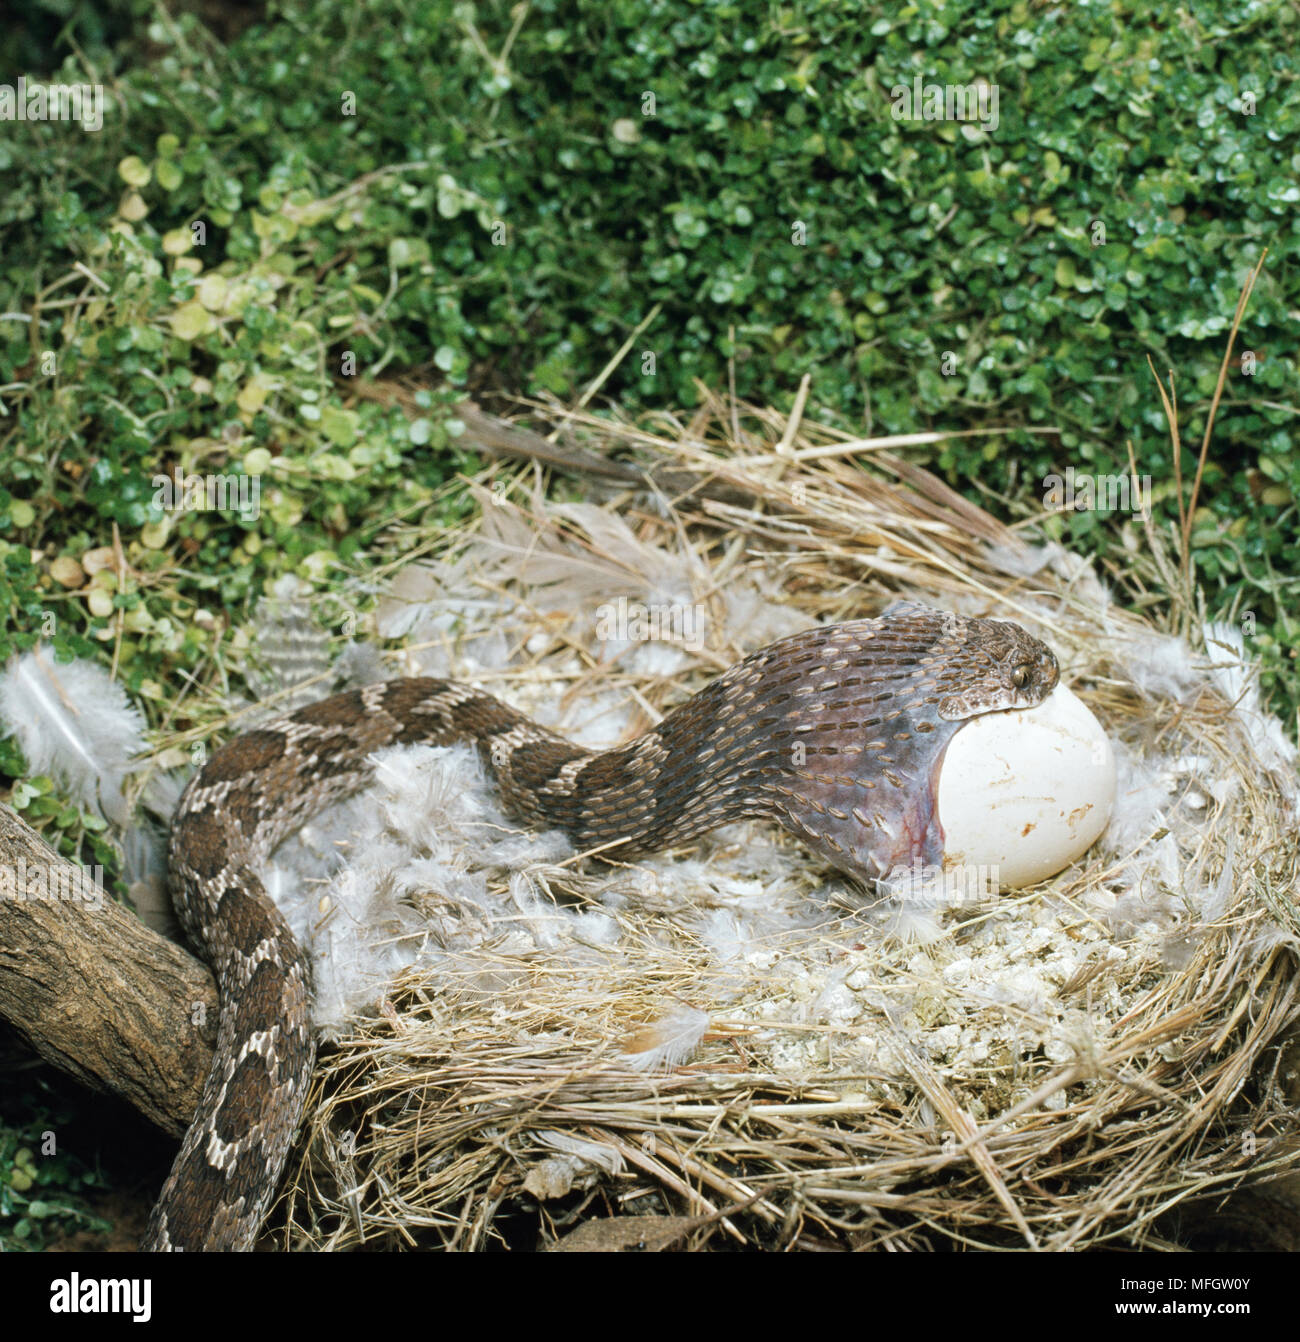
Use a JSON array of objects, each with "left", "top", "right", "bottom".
[{"left": 142, "top": 602, "right": 1058, "bottom": 1250}]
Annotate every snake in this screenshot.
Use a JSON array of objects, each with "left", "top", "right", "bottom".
[{"left": 141, "top": 600, "right": 1058, "bottom": 1250}]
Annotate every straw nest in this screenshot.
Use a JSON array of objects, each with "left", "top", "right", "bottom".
[{"left": 251, "top": 389, "right": 1297, "bottom": 1251}]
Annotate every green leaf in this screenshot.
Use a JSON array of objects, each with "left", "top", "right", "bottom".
[
  {"left": 320, "top": 407, "right": 359, "bottom": 449},
  {"left": 117, "top": 156, "right": 151, "bottom": 188},
  {"left": 155, "top": 159, "right": 183, "bottom": 192}
]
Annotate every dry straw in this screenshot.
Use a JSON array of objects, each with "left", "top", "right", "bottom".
[{"left": 273, "top": 385, "right": 1298, "bottom": 1251}]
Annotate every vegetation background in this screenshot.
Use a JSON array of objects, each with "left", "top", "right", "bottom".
[{"left": 0, "top": 0, "right": 1296, "bottom": 1246}]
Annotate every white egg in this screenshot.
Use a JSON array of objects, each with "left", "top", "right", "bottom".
[{"left": 936, "top": 683, "right": 1115, "bottom": 890}]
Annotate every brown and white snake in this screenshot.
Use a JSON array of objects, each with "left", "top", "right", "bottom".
[{"left": 142, "top": 601, "right": 1058, "bottom": 1250}]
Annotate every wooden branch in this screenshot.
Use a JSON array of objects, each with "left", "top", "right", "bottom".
[{"left": 0, "top": 804, "right": 215, "bottom": 1137}]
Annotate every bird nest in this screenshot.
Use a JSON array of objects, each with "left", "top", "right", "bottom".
[{"left": 247, "top": 390, "right": 1298, "bottom": 1251}]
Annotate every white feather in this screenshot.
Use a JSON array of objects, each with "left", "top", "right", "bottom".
[
  {"left": 139, "top": 767, "right": 188, "bottom": 823},
  {"left": 0, "top": 649, "right": 145, "bottom": 825},
  {"left": 261, "top": 741, "right": 576, "bottom": 1034},
  {"left": 120, "top": 819, "right": 177, "bottom": 937},
  {"left": 1099, "top": 741, "right": 1172, "bottom": 859},
  {"left": 535, "top": 1129, "right": 624, "bottom": 1175},
  {"left": 620, "top": 1005, "right": 709, "bottom": 1071},
  {"left": 1124, "top": 630, "right": 1203, "bottom": 701},
  {"left": 1203, "top": 621, "right": 1298, "bottom": 776},
  {"left": 984, "top": 540, "right": 1057, "bottom": 578},
  {"left": 868, "top": 900, "right": 948, "bottom": 946}
]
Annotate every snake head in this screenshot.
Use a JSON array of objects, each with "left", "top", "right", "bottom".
[{"left": 934, "top": 614, "right": 1059, "bottom": 720}]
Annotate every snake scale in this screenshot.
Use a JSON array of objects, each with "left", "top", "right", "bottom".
[{"left": 142, "top": 601, "right": 1058, "bottom": 1250}]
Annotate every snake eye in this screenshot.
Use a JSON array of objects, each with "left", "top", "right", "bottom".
[{"left": 1012, "top": 665, "right": 1030, "bottom": 689}]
